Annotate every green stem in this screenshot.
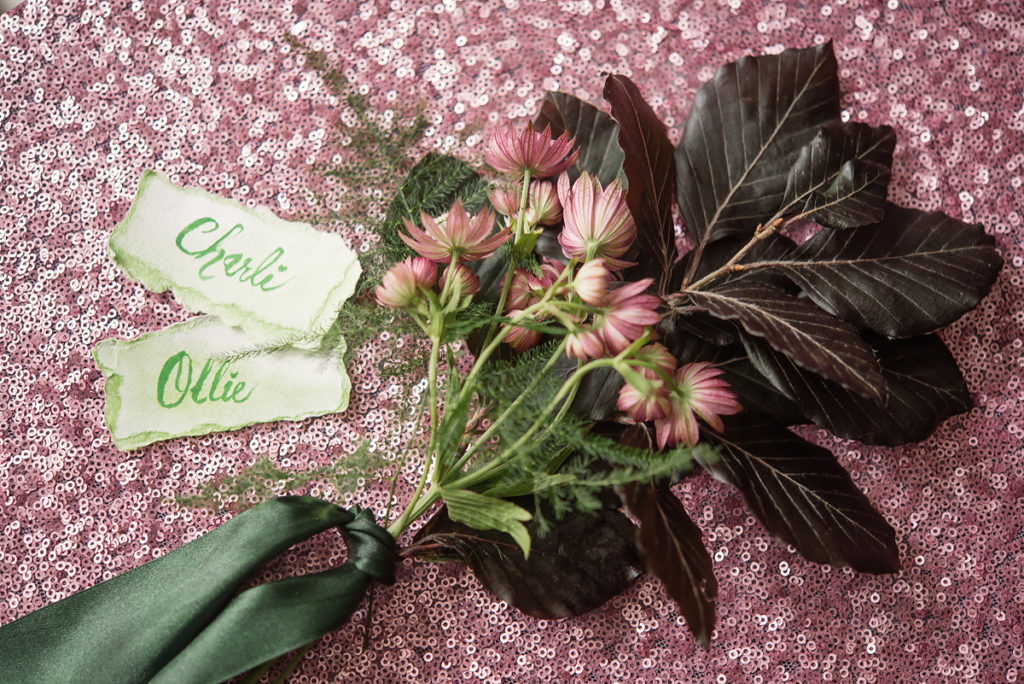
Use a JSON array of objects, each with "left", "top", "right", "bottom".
[
  {"left": 484, "top": 169, "right": 532, "bottom": 343},
  {"left": 453, "top": 300, "right": 546, "bottom": 409},
  {"left": 445, "top": 357, "right": 614, "bottom": 490},
  {"left": 393, "top": 484, "right": 442, "bottom": 535},
  {"left": 441, "top": 337, "right": 569, "bottom": 480},
  {"left": 389, "top": 329, "right": 442, "bottom": 537},
  {"left": 513, "top": 169, "right": 532, "bottom": 242},
  {"left": 272, "top": 643, "right": 313, "bottom": 684}
]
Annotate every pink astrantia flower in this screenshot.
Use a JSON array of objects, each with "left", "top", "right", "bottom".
[
  {"left": 440, "top": 262, "right": 480, "bottom": 297},
  {"left": 401, "top": 200, "right": 508, "bottom": 263},
  {"left": 617, "top": 375, "right": 671, "bottom": 422},
  {"left": 485, "top": 122, "right": 579, "bottom": 178},
  {"left": 488, "top": 180, "right": 562, "bottom": 227},
  {"left": 654, "top": 362, "right": 742, "bottom": 448},
  {"left": 616, "top": 344, "right": 678, "bottom": 422},
  {"left": 375, "top": 257, "right": 437, "bottom": 309},
  {"left": 506, "top": 263, "right": 562, "bottom": 312},
  {"left": 565, "top": 327, "right": 606, "bottom": 360},
  {"left": 573, "top": 258, "right": 609, "bottom": 306},
  {"left": 591, "top": 279, "right": 661, "bottom": 354},
  {"left": 502, "top": 310, "right": 542, "bottom": 352},
  {"left": 523, "top": 181, "right": 562, "bottom": 226},
  {"left": 634, "top": 343, "right": 677, "bottom": 377},
  {"left": 557, "top": 171, "right": 636, "bottom": 270},
  {"left": 488, "top": 183, "right": 519, "bottom": 217}
]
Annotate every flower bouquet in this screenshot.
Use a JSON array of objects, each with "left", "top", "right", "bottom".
[{"left": 0, "top": 41, "right": 1002, "bottom": 683}]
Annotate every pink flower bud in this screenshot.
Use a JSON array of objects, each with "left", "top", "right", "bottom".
[
  {"left": 573, "top": 258, "right": 609, "bottom": 306},
  {"left": 502, "top": 310, "right": 542, "bottom": 352},
  {"left": 440, "top": 262, "right": 480, "bottom": 297},
  {"left": 557, "top": 171, "right": 637, "bottom": 270},
  {"left": 616, "top": 343, "right": 678, "bottom": 422},
  {"left": 565, "top": 328, "right": 606, "bottom": 360},
  {"left": 375, "top": 257, "right": 438, "bottom": 309}
]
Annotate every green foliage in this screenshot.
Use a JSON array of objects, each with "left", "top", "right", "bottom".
[
  {"left": 442, "top": 300, "right": 502, "bottom": 342},
  {"left": 291, "top": 51, "right": 492, "bottom": 292},
  {"left": 322, "top": 297, "right": 420, "bottom": 369},
  {"left": 485, "top": 409, "right": 706, "bottom": 533},
  {"left": 435, "top": 376, "right": 469, "bottom": 474},
  {"left": 440, "top": 488, "right": 534, "bottom": 557},
  {"left": 464, "top": 343, "right": 707, "bottom": 531},
  {"left": 285, "top": 36, "right": 430, "bottom": 292},
  {"left": 176, "top": 444, "right": 386, "bottom": 512}
]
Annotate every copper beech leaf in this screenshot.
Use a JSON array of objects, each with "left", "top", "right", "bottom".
[
  {"left": 701, "top": 416, "right": 899, "bottom": 573},
  {"left": 664, "top": 331, "right": 806, "bottom": 425},
  {"left": 603, "top": 74, "right": 678, "bottom": 291},
  {"left": 742, "top": 334, "right": 972, "bottom": 446},
  {"left": 534, "top": 91, "right": 626, "bottom": 186},
  {"left": 781, "top": 122, "right": 895, "bottom": 229},
  {"left": 688, "top": 281, "right": 885, "bottom": 403},
  {"left": 618, "top": 480, "right": 718, "bottom": 649},
  {"left": 675, "top": 42, "right": 840, "bottom": 267},
  {"left": 412, "top": 504, "right": 644, "bottom": 619},
  {"left": 747, "top": 205, "right": 1004, "bottom": 337}
]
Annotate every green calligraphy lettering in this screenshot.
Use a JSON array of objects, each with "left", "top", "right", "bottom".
[{"left": 156, "top": 351, "right": 191, "bottom": 408}]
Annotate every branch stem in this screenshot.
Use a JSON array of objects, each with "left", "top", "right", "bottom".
[{"left": 686, "top": 216, "right": 785, "bottom": 291}]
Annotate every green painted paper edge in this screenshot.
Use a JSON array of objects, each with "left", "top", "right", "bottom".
[
  {"left": 92, "top": 317, "right": 351, "bottom": 451},
  {"left": 109, "top": 170, "right": 362, "bottom": 342}
]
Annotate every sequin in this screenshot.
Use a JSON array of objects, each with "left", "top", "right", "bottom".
[{"left": 1, "top": 0, "right": 1022, "bottom": 681}]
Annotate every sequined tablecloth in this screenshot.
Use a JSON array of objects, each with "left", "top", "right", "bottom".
[{"left": 2, "top": 0, "right": 1022, "bottom": 681}]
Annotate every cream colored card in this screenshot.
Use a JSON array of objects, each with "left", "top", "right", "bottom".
[
  {"left": 93, "top": 316, "right": 350, "bottom": 451},
  {"left": 110, "top": 170, "right": 360, "bottom": 343}
]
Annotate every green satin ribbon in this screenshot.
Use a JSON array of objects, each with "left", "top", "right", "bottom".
[{"left": 0, "top": 497, "right": 398, "bottom": 684}]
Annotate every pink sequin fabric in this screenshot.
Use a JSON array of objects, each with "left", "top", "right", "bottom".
[{"left": 2, "top": 1, "right": 1022, "bottom": 681}]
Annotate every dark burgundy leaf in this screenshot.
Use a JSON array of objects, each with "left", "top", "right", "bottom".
[
  {"left": 412, "top": 504, "right": 644, "bottom": 619},
  {"left": 534, "top": 225, "right": 567, "bottom": 263},
  {"left": 545, "top": 354, "right": 624, "bottom": 421},
  {"left": 658, "top": 327, "right": 805, "bottom": 424},
  {"left": 660, "top": 309, "right": 737, "bottom": 346},
  {"left": 535, "top": 91, "right": 626, "bottom": 186},
  {"left": 569, "top": 365, "right": 624, "bottom": 420},
  {"left": 619, "top": 481, "right": 717, "bottom": 648},
  {"left": 781, "top": 122, "right": 895, "bottom": 229},
  {"left": 742, "top": 334, "right": 972, "bottom": 445},
  {"left": 746, "top": 205, "right": 1004, "bottom": 337},
  {"left": 688, "top": 281, "right": 885, "bottom": 403},
  {"left": 675, "top": 42, "right": 840, "bottom": 274},
  {"left": 701, "top": 416, "right": 899, "bottom": 573},
  {"left": 721, "top": 357, "right": 807, "bottom": 424},
  {"left": 603, "top": 74, "right": 678, "bottom": 292}
]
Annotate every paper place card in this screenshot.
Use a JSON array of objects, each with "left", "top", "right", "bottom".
[
  {"left": 93, "top": 316, "right": 351, "bottom": 451},
  {"left": 110, "top": 170, "right": 361, "bottom": 343}
]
